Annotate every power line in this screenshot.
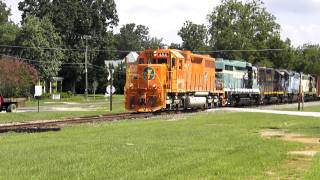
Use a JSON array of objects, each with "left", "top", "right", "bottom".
[
  {"left": 0, "top": 54, "right": 126, "bottom": 72},
  {"left": 0, "top": 44, "right": 139, "bottom": 53},
  {"left": 194, "top": 48, "right": 285, "bottom": 53},
  {"left": 0, "top": 44, "right": 298, "bottom": 53},
  {"left": 0, "top": 54, "right": 85, "bottom": 65}
]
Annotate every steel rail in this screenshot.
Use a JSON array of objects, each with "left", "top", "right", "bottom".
[{"left": 0, "top": 112, "right": 154, "bottom": 133}]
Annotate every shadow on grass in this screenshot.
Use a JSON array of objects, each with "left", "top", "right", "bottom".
[{"left": 0, "top": 126, "right": 61, "bottom": 134}]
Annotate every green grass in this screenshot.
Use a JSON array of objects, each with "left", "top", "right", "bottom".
[
  {"left": 284, "top": 104, "right": 320, "bottom": 112},
  {"left": 0, "top": 94, "right": 125, "bottom": 123},
  {"left": 1, "top": 112, "right": 320, "bottom": 179},
  {"left": 295, "top": 105, "right": 320, "bottom": 112},
  {"left": 0, "top": 102, "right": 126, "bottom": 123},
  {"left": 25, "top": 94, "right": 124, "bottom": 107}
]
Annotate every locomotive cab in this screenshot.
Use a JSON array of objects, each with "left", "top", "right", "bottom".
[{"left": 125, "top": 49, "right": 180, "bottom": 112}]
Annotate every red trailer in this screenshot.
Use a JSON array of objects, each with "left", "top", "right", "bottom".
[{"left": 0, "top": 96, "right": 18, "bottom": 112}]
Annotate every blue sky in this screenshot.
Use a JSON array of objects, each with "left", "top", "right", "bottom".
[{"left": 4, "top": 0, "right": 320, "bottom": 47}]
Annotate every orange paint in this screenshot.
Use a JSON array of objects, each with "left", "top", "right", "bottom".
[{"left": 125, "top": 49, "right": 223, "bottom": 112}]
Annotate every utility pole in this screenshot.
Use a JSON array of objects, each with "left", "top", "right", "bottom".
[
  {"left": 110, "top": 68, "right": 113, "bottom": 112},
  {"left": 85, "top": 36, "right": 89, "bottom": 100},
  {"left": 298, "top": 73, "right": 302, "bottom": 111}
]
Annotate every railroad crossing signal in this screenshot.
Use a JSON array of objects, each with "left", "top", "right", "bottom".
[
  {"left": 107, "top": 69, "right": 114, "bottom": 81},
  {"left": 105, "top": 85, "right": 116, "bottom": 96}
]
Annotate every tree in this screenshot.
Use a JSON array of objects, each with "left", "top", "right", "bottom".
[
  {"left": 178, "top": 21, "right": 208, "bottom": 51},
  {"left": 145, "top": 37, "right": 164, "bottom": 49},
  {"left": 0, "top": 23, "right": 20, "bottom": 46},
  {"left": 116, "top": 23, "right": 149, "bottom": 53},
  {"left": 116, "top": 23, "right": 163, "bottom": 56},
  {"left": 295, "top": 44, "right": 320, "bottom": 74},
  {"left": 169, "top": 43, "right": 182, "bottom": 49},
  {"left": 16, "top": 15, "right": 64, "bottom": 81},
  {"left": 0, "top": 0, "right": 10, "bottom": 24},
  {"left": 18, "top": 0, "right": 119, "bottom": 93},
  {"left": 0, "top": 56, "right": 38, "bottom": 97},
  {"left": 18, "top": 0, "right": 52, "bottom": 23},
  {"left": 0, "top": 0, "right": 20, "bottom": 49},
  {"left": 207, "top": 0, "right": 281, "bottom": 63}
]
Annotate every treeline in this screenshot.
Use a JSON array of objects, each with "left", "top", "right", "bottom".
[
  {"left": 0, "top": 0, "right": 320, "bottom": 96},
  {"left": 177, "top": 0, "right": 320, "bottom": 74},
  {"left": 0, "top": 0, "right": 162, "bottom": 95}
]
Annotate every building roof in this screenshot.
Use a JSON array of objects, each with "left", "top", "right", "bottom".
[{"left": 125, "top": 51, "right": 139, "bottom": 63}]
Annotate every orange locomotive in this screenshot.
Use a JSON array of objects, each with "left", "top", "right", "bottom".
[{"left": 125, "top": 49, "right": 224, "bottom": 112}]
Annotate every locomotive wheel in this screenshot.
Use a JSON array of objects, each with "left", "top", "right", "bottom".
[{"left": 6, "top": 104, "right": 17, "bottom": 113}]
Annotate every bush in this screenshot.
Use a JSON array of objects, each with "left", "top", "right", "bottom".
[
  {"left": 41, "top": 93, "right": 51, "bottom": 99},
  {"left": 0, "top": 57, "right": 38, "bottom": 97},
  {"left": 60, "top": 91, "right": 73, "bottom": 99}
]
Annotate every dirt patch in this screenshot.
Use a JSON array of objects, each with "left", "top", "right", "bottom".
[
  {"left": 260, "top": 129, "right": 320, "bottom": 144},
  {"left": 288, "top": 150, "right": 318, "bottom": 157},
  {"left": 160, "top": 114, "right": 188, "bottom": 122},
  {"left": 261, "top": 129, "right": 320, "bottom": 178}
]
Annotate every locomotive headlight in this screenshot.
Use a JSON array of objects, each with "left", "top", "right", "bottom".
[
  {"left": 129, "top": 83, "right": 133, "bottom": 88},
  {"left": 152, "top": 84, "right": 156, "bottom": 88}
]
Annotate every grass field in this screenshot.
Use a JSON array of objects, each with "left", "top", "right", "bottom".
[
  {"left": 293, "top": 105, "right": 320, "bottom": 112},
  {"left": 0, "top": 94, "right": 125, "bottom": 123},
  {"left": 284, "top": 104, "right": 320, "bottom": 112},
  {"left": 25, "top": 94, "right": 124, "bottom": 107},
  {"left": 0, "top": 104, "right": 125, "bottom": 123},
  {"left": 0, "top": 112, "right": 320, "bottom": 179}
]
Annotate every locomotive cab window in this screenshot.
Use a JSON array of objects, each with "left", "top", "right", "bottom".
[
  {"left": 148, "top": 59, "right": 156, "bottom": 64},
  {"left": 158, "top": 58, "right": 167, "bottom": 64},
  {"left": 225, "top": 65, "right": 233, "bottom": 71},
  {"left": 139, "top": 58, "right": 145, "bottom": 64},
  {"left": 179, "top": 60, "right": 183, "bottom": 70},
  {"left": 171, "top": 58, "right": 176, "bottom": 68}
]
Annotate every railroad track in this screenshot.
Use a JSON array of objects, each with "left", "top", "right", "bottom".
[
  {"left": 4, "top": 100, "right": 310, "bottom": 134},
  {"left": 0, "top": 112, "right": 155, "bottom": 133}
]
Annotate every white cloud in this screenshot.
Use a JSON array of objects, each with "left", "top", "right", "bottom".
[
  {"left": 3, "top": 0, "right": 21, "bottom": 25},
  {"left": 115, "top": 0, "right": 220, "bottom": 44},
  {"left": 281, "top": 24, "right": 320, "bottom": 46},
  {"left": 265, "top": 0, "right": 320, "bottom": 14}
]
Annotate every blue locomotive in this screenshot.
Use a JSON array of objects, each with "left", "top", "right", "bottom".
[{"left": 216, "top": 59, "right": 319, "bottom": 106}]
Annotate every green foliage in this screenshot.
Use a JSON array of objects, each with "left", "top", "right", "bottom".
[
  {"left": 169, "top": 43, "right": 182, "bottom": 49},
  {"left": 0, "top": 0, "right": 20, "bottom": 48},
  {"left": 18, "top": 0, "right": 119, "bottom": 93},
  {"left": 295, "top": 44, "right": 320, "bottom": 74},
  {"left": 116, "top": 23, "right": 164, "bottom": 56},
  {"left": 60, "top": 91, "right": 73, "bottom": 99},
  {"left": 145, "top": 37, "right": 164, "bottom": 49},
  {"left": 18, "top": 0, "right": 52, "bottom": 21},
  {"left": 116, "top": 23, "right": 149, "bottom": 53},
  {"left": 178, "top": 21, "right": 208, "bottom": 51},
  {"left": 0, "top": 0, "right": 10, "bottom": 24},
  {"left": 16, "top": 15, "right": 65, "bottom": 80},
  {"left": 41, "top": 92, "right": 51, "bottom": 99},
  {"left": 207, "top": 0, "right": 281, "bottom": 62},
  {"left": 0, "top": 22, "right": 20, "bottom": 46}
]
